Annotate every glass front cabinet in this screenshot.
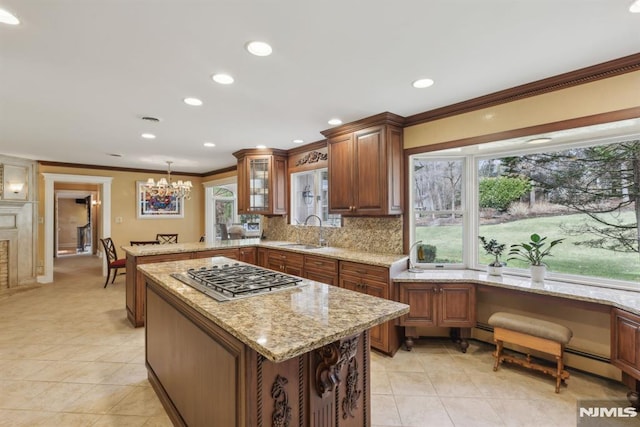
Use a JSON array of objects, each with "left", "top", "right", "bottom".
[{"left": 233, "top": 149, "right": 288, "bottom": 215}]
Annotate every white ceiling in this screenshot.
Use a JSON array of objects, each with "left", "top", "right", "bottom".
[{"left": 0, "top": 0, "right": 638, "bottom": 174}]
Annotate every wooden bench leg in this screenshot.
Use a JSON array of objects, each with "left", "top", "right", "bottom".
[{"left": 493, "top": 339, "right": 503, "bottom": 371}]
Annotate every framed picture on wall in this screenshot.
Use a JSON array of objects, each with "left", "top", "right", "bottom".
[{"left": 136, "top": 181, "right": 184, "bottom": 219}]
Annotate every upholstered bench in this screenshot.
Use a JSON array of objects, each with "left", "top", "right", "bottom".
[{"left": 488, "top": 312, "right": 573, "bottom": 393}]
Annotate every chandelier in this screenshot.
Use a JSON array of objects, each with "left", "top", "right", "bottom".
[{"left": 145, "top": 161, "right": 192, "bottom": 200}]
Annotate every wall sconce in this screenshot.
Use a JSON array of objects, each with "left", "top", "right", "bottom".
[
  {"left": 302, "top": 185, "right": 313, "bottom": 205},
  {"left": 7, "top": 181, "right": 24, "bottom": 194}
]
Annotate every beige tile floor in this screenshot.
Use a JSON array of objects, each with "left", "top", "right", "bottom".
[{"left": 0, "top": 255, "right": 630, "bottom": 426}]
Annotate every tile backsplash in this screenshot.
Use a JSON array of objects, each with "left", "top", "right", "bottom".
[{"left": 263, "top": 216, "right": 403, "bottom": 254}]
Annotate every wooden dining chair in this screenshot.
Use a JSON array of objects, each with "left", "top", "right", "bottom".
[
  {"left": 130, "top": 240, "right": 160, "bottom": 246},
  {"left": 99, "top": 237, "right": 126, "bottom": 288},
  {"left": 156, "top": 233, "right": 178, "bottom": 244}
]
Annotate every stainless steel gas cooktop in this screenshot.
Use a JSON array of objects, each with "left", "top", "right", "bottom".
[{"left": 171, "top": 263, "right": 304, "bottom": 302}]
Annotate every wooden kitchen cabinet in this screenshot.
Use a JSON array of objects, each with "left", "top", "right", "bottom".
[
  {"left": 233, "top": 149, "right": 287, "bottom": 215},
  {"left": 126, "top": 252, "right": 192, "bottom": 327},
  {"left": 611, "top": 308, "right": 640, "bottom": 404},
  {"left": 303, "top": 254, "right": 339, "bottom": 286},
  {"left": 322, "top": 113, "right": 404, "bottom": 216},
  {"left": 238, "top": 246, "right": 256, "bottom": 264},
  {"left": 256, "top": 247, "right": 269, "bottom": 267},
  {"left": 340, "top": 261, "right": 402, "bottom": 355},
  {"left": 395, "top": 282, "right": 476, "bottom": 353},
  {"left": 266, "top": 249, "right": 304, "bottom": 276}
]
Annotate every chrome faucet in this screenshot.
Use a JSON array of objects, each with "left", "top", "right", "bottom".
[{"left": 304, "top": 214, "right": 327, "bottom": 247}]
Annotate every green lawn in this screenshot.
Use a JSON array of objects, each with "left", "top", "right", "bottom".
[{"left": 416, "top": 212, "right": 640, "bottom": 282}]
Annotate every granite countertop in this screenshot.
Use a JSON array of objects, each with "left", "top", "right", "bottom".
[
  {"left": 394, "top": 269, "right": 640, "bottom": 316},
  {"left": 139, "top": 257, "right": 409, "bottom": 363},
  {"left": 122, "top": 239, "right": 408, "bottom": 268},
  {"left": 121, "top": 238, "right": 261, "bottom": 256}
]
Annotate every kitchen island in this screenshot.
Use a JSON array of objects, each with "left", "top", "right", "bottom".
[{"left": 139, "top": 257, "right": 409, "bottom": 427}]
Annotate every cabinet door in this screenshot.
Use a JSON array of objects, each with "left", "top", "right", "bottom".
[
  {"left": 396, "top": 282, "right": 437, "bottom": 327},
  {"left": 238, "top": 247, "right": 256, "bottom": 265},
  {"left": 271, "top": 155, "right": 287, "bottom": 215},
  {"left": 362, "top": 280, "right": 389, "bottom": 350},
  {"left": 340, "top": 274, "right": 387, "bottom": 351},
  {"left": 248, "top": 156, "right": 270, "bottom": 213},
  {"left": 612, "top": 308, "right": 640, "bottom": 377},
  {"left": 256, "top": 247, "right": 269, "bottom": 267},
  {"left": 354, "top": 126, "right": 385, "bottom": 214},
  {"left": 327, "top": 133, "right": 354, "bottom": 214},
  {"left": 304, "top": 255, "right": 339, "bottom": 286},
  {"left": 438, "top": 284, "right": 476, "bottom": 327},
  {"left": 267, "top": 249, "right": 304, "bottom": 276}
]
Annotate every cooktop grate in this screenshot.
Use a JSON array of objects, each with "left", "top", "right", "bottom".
[{"left": 171, "top": 263, "right": 303, "bottom": 301}]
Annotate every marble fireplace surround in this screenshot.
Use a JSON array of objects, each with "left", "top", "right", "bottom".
[{"left": 0, "top": 205, "right": 24, "bottom": 290}]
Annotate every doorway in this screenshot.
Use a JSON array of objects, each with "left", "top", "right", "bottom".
[
  {"left": 55, "top": 191, "right": 97, "bottom": 257},
  {"left": 41, "top": 173, "right": 113, "bottom": 283}
]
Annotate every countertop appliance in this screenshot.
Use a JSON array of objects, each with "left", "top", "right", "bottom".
[{"left": 171, "top": 263, "right": 303, "bottom": 302}]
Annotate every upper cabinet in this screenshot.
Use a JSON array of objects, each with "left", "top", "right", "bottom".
[
  {"left": 321, "top": 112, "right": 404, "bottom": 216},
  {"left": 233, "top": 149, "right": 288, "bottom": 215}
]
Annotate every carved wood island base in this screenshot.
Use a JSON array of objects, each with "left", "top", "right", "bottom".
[{"left": 140, "top": 257, "right": 409, "bottom": 427}]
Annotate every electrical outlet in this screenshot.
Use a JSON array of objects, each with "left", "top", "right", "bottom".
[{"left": 115, "top": 216, "right": 123, "bottom": 224}]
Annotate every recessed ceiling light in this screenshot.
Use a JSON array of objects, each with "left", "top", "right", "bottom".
[
  {"left": 630, "top": 0, "right": 640, "bottom": 13},
  {"left": 246, "top": 41, "right": 273, "bottom": 57},
  {"left": 328, "top": 118, "right": 342, "bottom": 126},
  {"left": 183, "top": 97, "right": 203, "bottom": 106},
  {"left": 203, "top": 142, "right": 216, "bottom": 147},
  {"left": 527, "top": 137, "right": 552, "bottom": 144},
  {"left": 256, "top": 144, "right": 267, "bottom": 149},
  {"left": 0, "top": 9, "right": 19, "bottom": 25},
  {"left": 212, "top": 74, "right": 234, "bottom": 85},
  {"left": 141, "top": 133, "right": 156, "bottom": 139},
  {"left": 412, "top": 78, "right": 435, "bottom": 89},
  {"left": 292, "top": 139, "right": 304, "bottom": 144}
]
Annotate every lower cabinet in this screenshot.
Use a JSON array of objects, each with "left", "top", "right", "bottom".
[
  {"left": 303, "top": 254, "right": 339, "bottom": 286},
  {"left": 611, "top": 308, "right": 640, "bottom": 401},
  {"left": 266, "top": 249, "right": 304, "bottom": 276},
  {"left": 340, "top": 261, "right": 401, "bottom": 355},
  {"left": 395, "top": 282, "right": 476, "bottom": 352},
  {"left": 238, "top": 247, "right": 257, "bottom": 264}
]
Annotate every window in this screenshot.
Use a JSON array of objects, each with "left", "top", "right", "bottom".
[
  {"left": 409, "top": 158, "right": 465, "bottom": 267},
  {"left": 290, "top": 168, "right": 340, "bottom": 227},
  {"left": 204, "top": 182, "right": 261, "bottom": 241},
  {"left": 409, "top": 119, "right": 640, "bottom": 289}
]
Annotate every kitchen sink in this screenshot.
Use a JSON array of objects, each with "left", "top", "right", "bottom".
[{"left": 278, "top": 243, "right": 321, "bottom": 250}]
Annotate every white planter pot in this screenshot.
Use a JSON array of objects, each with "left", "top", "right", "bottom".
[
  {"left": 530, "top": 264, "right": 546, "bottom": 282},
  {"left": 487, "top": 265, "right": 503, "bottom": 276}
]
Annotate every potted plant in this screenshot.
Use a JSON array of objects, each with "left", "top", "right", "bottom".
[
  {"left": 507, "top": 233, "right": 564, "bottom": 282},
  {"left": 478, "top": 236, "right": 506, "bottom": 276}
]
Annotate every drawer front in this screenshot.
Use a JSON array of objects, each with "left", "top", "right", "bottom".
[
  {"left": 267, "top": 249, "right": 304, "bottom": 267},
  {"left": 340, "top": 261, "right": 388, "bottom": 282},
  {"left": 304, "top": 254, "right": 339, "bottom": 274}
]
